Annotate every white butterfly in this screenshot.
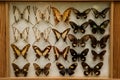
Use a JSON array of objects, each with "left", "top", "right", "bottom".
[
  {"left": 13, "top": 5, "right": 30, "bottom": 23},
  {"left": 33, "top": 27, "right": 51, "bottom": 43},
  {"left": 33, "top": 5, "right": 51, "bottom": 23},
  {"left": 12, "top": 27, "right": 29, "bottom": 42}
]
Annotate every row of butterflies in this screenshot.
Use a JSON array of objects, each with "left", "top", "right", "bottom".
[
  {"left": 12, "top": 5, "right": 110, "bottom": 26},
  {"left": 11, "top": 43, "right": 108, "bottom": 62},
  {"left": 12, "top": 61, "right": 103, "bottom": 77},
  {"left": 13, "top": 19, "right": 110, "bottom": 44}
]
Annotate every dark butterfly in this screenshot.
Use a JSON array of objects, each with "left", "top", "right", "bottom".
[
  {"left": 68, "top": 34, "right": 90, "bottom": 47},
  {"left": 53, "top": 46, "right": 70, "bottom": 61},
  {"left": 69, "top": 21, "right": 89, "bottom": 34},
  {"left": 12, "top": 27, "right": 29, "bottom": 42},
  {"left": 91, "top": 50, "right": 106, "bottom": 61},
  {"left": 33, "top": 63, "right": 51, "bottom": 76},
  {"left": 70, "top": 48, "right": 89, "bottom": 62},
  {"left": 13, "top": 5, "right": 30, "bottom": 23},
  {"left": 89, "top": 19, "right": 110, "bottom": 34},
  {"left": 89, "top": 35, "right": 110, "bottom": 49},
  {"left": 51, "top": 7, "right": 72, "bottom": 25},
  {"left": 72, "top": 8, "right": 91, "bottom": 19},
  {"left": 12, "top": 63, "right": 30, "bottom": 77},
  {"left": 81, "top": 62, "right": 103, "bottom": 76},
  {"left": 91, "top": 7, "right": 110, "bottom": 18},
  {"left": 11, "top": 44, "right": 30, "bottom": 61},
  {"left": 56, "top": 62, "right": 78, "bottom": 76},
  {"left": 52, "top": 28, "right": 70, "bottom": 43},
  {"left": 32, "top": 45, "right": 52, "bottom": 61}
]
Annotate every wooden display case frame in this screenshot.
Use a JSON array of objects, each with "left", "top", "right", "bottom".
[{"left": 0, "top": 0, "right": 120, "bottom": 80}]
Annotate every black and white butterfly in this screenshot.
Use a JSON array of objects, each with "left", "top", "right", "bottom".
[
  {"left": 56, "top": 62, "right": 78, "bottom": 76},
  {"left": 69, "top": 21, "right": 89, "bottom": 34},
  {"left": 91, "top": 7, "right": 110, "bottom": 19},
  {"left": 89, "top": 19, "right": 110, "bottom": 34},
  {"left": 72, "top": 8, "right": 91, "bottom": 19},
  {"left": 70, "top": 48, "right": 89, "bottom": 62},
  {"left": 81, "top": 62, "right": 103, "bottom": 76}
]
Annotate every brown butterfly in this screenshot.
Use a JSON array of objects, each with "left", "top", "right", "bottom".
[
  {"left": 51, "top": 7, "right": 72, "bottom": 25},
  {"left": 32, "top": 45, "right": 52, "bottom": 61},
  {"left": 13, "top": 5, "right": 30, "bottom": 23},
  {"left": 72, "top": 8, "right": 91, "bottom": 19},
  {"left": 52, "top": 28, "right": 70, "bottom": 43},
  {"left": 33, "top": 63, "right": 51, "bottom": 76},
  {"left": 11, "top": 44, "right": 30, "bottom": 61},
  {"left": 89, "top": 35, "right": 110, "bottom": 49},
  {"left": 91, "top": 7, "right": 110, "bottom": 18},
  {"left": 53, "top": 46, "right": 70, "bottom": 61},
  {"left": 68, "top": 34, "right": 90, "bottom": 47},
  {"left": 56, "top": 62, "right": 78, "bottom": 76},
  {"left": 81, "top": 62, "right": 103, "bottom": 76},
  {"left": 12, "top": 63, "right": 30, "bottom": 77},
  {"left": 91, "top": 50, "right": 106, "bottom": 61}
]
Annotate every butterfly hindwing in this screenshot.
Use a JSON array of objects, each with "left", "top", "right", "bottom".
[
  {"left": 69, "top": 21, "right": 89, "bottom": 34},
  {"left": 70, "top": 48, "right": 89, "bottom": 62},
  {"left": 32, "top": 45, "right": 52, "bottom": 60},
  {"left": 33, "top": 63, "right": 51, "bottom": 76},
  {"left": 12, "top": 63, "right": 30, "bottom": 77},
  {"left": 72, "top": 8, "right": 91, "bottom": 19},
  {"left": 81, "top": 62, "right": 103, "bottom": 76}
]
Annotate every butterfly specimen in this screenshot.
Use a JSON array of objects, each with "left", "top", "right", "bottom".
[
  {"left": 91, "top": 7, "right": 110, "bottom": 18},
  {"left": 32, "top": 45, "right": 52, "bottom": 61},
  {"left": 53, "top": 46, "right": 70, "bottom": 61},
  {"left": 12, "top": 63, "right": 30, "bottom": 77},
  {"left": 81, "top": 62, "right": 103, "bottom": 76},
  {"left": 33, "top": 5, "right": 51, "bottom": 23},
  {"left": 89, "top": 19, "right": 110, "bottom": 34},
  {"left": 12, "top": 27, "right": 29, "bottom": 42},
  {"left": 13, "top": 5, "right": 30, "bottom": 23},
  {"left": 72, "top": 8, "right": 91, "bottom": 19},
  {"left": 33, "top": 63, "right": 51, "bottom": 76},
  {"left": 51, "top": 7, "right": 72, "bottom": 25},
  {"left": 11, "top": 44, "right": 30, "bottom": 61},
  {"left": 91, "top": 50, "right": 106, "bottom": 61},
  {"left": 33, "top": 27, "right": 51, "bottom": 43},
  {"left": 89, "top": 35, "right": 110, "bottom": 49},
  {"left": 69, "top": 21, "right": 89, "bottom": 34},
  {"left": 68, "top": 34, "right": 90, "bottom": 47},
  {"left": 52, "top": 28, "right": 70, "bottom": 43},
  {"left": 70, "top": 48, "right": 89, "bottom": 62},
  {"left": 56, "top": 62, "right": 78, "bottom": 76}
]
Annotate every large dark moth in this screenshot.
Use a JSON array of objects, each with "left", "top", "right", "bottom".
[
  {"left": 12, "top": 63, "right": 30, "bottom": 77},
  {"left": 70, "top": 48, "right": 89, "bottom": 62},
  {"left": 33, "top": 63, "right": 51, "bottom": 76},
  {"left": 56, "top": 62, "right": 78, "bottom": 76},
  {"left": 81, "top": 62, "right": 103, "bottom": 76},
  {"left": 69, "top": 21, "right": 89, "bottom": 34},
  {"left": 68, "top": 34, "right": 90, "bottom": 47}
]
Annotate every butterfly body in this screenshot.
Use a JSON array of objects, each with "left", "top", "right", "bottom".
[
  {"left": 53, "top": 46, "right": 70, "bottom": 61},
  {"left": 91, "top": 7, "right": 110, "bottom": 18},
  {"left": 81, "top": 62, "right": 103, "bottom": 76},
  {"left": 56, "top": 62, "right": 78, "bottom": 76},
  {"left": 89, "top": 35, "right": 110, "bottom": 48},
  {"left": 70, "top": 48, "right": 89, "bottom": 62},
  {"left": 89, "top": 19, "right": 110, "bottom": 34},
  {"left": 69, "top": 21, "right": 89, "bottom": 34},
  {"left": 12, "top": 63, "right": 30, "bottom": 77},
  {"left": 33, "top": 45, "right": 52, "bottom": 61},
  {"left": 11, "top": 44, "right": 30, "bottom": 61},
  {"left": 72, "top": 8, "right": 91, "bottom": 19},
  {"left": 33, "top": 63, "right": 51, "bottom": 76},
  {"left": 68, "top": 34, "right": 90, "bottom": 47}
]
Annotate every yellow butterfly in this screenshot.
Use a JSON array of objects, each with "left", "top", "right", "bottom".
[{"left": 51, "top": 7, "right": 72, "bottom": 25}]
